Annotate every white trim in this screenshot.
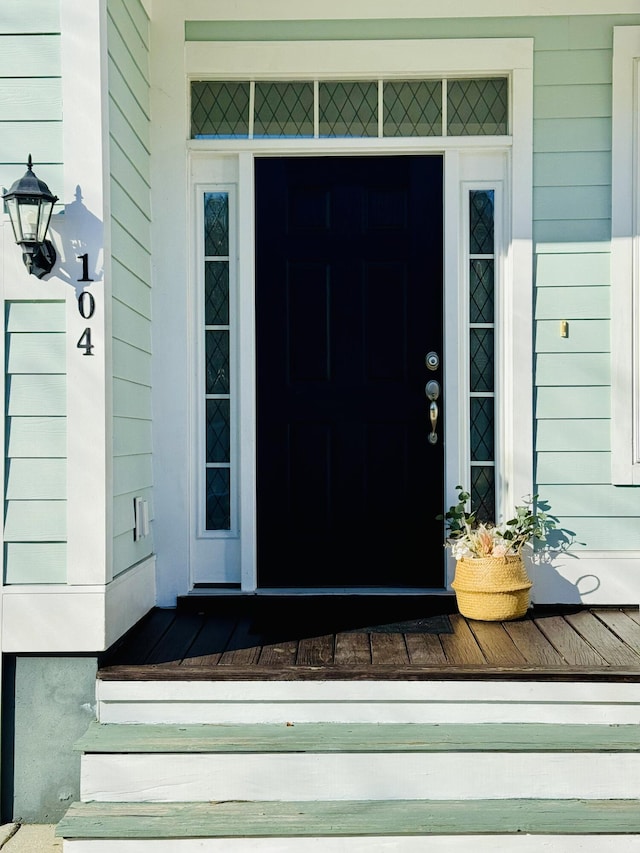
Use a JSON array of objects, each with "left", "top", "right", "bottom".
[
  {"left": 153, "top": 32, "right": 533, "bottom": 597},
  {"left": 186, "top": 39, "right": 534, "bottom": 78},
  {"left": 530, "top": 550, "right": 640, "bottom": 606},
  {"left": 96, "top": 677, "right": 640, "bottom": 726},
  {"left": 612, "top": 27, "right": 640, "bottom": 484},
  {"left": 178, "top": 0, "right": 640, "bottom": 20},
  {"left": 1, "top": 556, "right": 155, "bottom": 652},
  {"left": 60, "top": 0, "right": 111, "bottom": 584}
]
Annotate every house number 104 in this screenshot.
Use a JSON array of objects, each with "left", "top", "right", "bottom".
[{"left": 76, "top": 254, "right": 96, "bottom": 356}]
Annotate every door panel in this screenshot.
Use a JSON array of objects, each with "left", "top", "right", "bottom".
[{"left": 255, "top": 156, "right": 444, "bottom": 588}]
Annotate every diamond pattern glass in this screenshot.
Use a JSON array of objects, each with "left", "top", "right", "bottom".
[
  {"left": 206, "top": 399, "right": 230, "bottom": 464},
  {"left": 205, "top": 262, "right": 229, "bottom": 326},
  {"left": 204, "top": 192, "right": 229, "bottom": 257},
  {"left": 319, "top": 82, "right": 378, "bottom": 137},
  {"left": 471, "top": 466, "right": 495, "bottom": 523},
  {"left": 254, "top": 81, "right": 314, "bottom": 137},
  {"left": 191, "top": 81, "right": 250, "bottom": 138},
  {"left": 469, "top": 190, "right": 494, "bottom": 255},
  {"left": 206, "top": 468, "right": 231, "bottom": 530},
  {"left": 206, "top": 330, "right": 230, "bottom": 394},
  {"left": 470, "top": 260, "right": 494, "bottom": 324},
  {"left": 470, "top": 328, "right": 494, "bottom": 393},
  {"left": 471, "top": 397, "right": 494, "bottom": 462},
  {"left": 383, "top": 80, "right": 442, "bottom": 137},
  {"left": 447, "top": 78, "right": 508, "bottom": 136}
]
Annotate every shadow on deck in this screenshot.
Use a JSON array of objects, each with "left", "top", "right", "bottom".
[{"left": 99, "top": 597, "right": 640, "bottom": 682}]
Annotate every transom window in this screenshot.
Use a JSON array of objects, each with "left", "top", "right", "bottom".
[{"left": 191, "top": 78, "right": 508, "bottom": 139}]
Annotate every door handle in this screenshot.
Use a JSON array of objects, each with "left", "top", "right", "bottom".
[{"left": 425, "top": 380, "right": 440, "bottom": 445}]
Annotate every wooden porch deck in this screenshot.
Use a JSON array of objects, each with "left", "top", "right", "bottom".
[{"left": 99, "top": 598, "right": 640, "bottom": 682}]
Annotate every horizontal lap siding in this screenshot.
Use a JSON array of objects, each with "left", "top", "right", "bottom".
[
  {"left": 0, "top": 3, "right": 62, "bottom": 210},
  {"left": 107, "top": 0, "right": 153, "bottom": 577},
  {"left": 4, "top": 303, "right": 67, "bottom": 584},
  {"left": 531, "top": 18, "right": 640, "bottom": 549}
]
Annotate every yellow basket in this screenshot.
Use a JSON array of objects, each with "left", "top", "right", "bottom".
[{"left": 451, "top": 555, "right": 532, "bottom": 621}]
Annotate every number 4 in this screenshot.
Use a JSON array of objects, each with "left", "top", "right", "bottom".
[{"left": 77, "top": 327, "right": 94, "bottom": 356}]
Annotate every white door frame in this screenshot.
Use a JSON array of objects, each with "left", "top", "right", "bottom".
[{"left": 152, "top": 37, "right": 533, "bottom": 599}]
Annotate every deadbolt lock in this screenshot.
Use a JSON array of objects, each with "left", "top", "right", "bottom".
[{"left": 425, "top": 351, "right": 439, "bottom": 371}]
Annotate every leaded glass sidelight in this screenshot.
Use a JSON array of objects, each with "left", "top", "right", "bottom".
[
  {"left": 469, "top": 189, "right": 496, "bottom": 522},
  {"left": 203, "top": 191, "right": 232, "bottom": 530}
]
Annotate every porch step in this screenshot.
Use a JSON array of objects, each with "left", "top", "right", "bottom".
[
  {"left": 76, "top": 722, "right": 640, "bottom": 803},
  {"left": 55, "top": 799, "right": 640, "bottom": 851}
]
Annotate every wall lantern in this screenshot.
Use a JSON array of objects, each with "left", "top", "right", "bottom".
[{"left": 2, "top": 155, "right": 58, "bottom": 279}]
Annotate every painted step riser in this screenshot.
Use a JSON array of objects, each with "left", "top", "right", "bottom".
[
  {"left": 62, "top": 835, "right": 640, "bottom": 852},
  {"left": 96, "top": 682, "right": 640, "bottom": 726},
  {"left": 81, "top": 752, "right": 640, "bottom": 803}
]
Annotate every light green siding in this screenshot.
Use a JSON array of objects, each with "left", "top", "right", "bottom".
[
  {"left": 107, "top": 0, "right": 153, "bottom": 576},
  {"left": 0, "top": 5, "right": 62, "bottom": 201},
  {"left": 4, "top": 302, "right": 66, "bottom": 584}
]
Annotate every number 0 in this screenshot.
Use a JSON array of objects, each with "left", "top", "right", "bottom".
[{"left": 78, "top": 291, "right": 95, "bottom": 319}]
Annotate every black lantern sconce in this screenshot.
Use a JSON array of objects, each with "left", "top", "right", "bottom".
[{"left": 2, "top": 155, "right": 58, "bottom": 279}]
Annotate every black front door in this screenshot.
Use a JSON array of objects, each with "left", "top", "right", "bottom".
[{"left": 255, "top": 155, "right": 444, "bottom": 588}]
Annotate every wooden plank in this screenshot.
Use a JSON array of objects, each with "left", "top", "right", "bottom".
[
  {"left": 56, "top": 798, "right": 640, "bottom": 839},
  {"left": 108, "top": 0, "right": 149, "bottom": 51},
  {"left": 110, "top": 143, "right": 151, "bottom": 220},
  {"left": 565, "top": 611, "right": 640, "bottom": 666},
  {"left": 534, "top": 218, "right": 611, "bottom": 245},
  {"left": 535, "top": 250, "right": 610, "bottom": 287},
  {"left": 536, "top": 49, "right": 612, "bottom": 87},
  {"left": 405, "top": 633, "right": 447, "bottom": 665},
  {"left": 534, "top": 615, "right": 607, "bottom": 666},
  {"left": 110, "top": 220, "right": 152, "bottom": 291},
  {"left": 439, "top": 615, "right": 486, "bottom": 665},
  {"left": 108, "top": 60, "right": 150, "bottom": 146},
  {"left": 113, "top": 378, "right": 152, "bottom": 420},
  {"left": 74, "top": 721, "right": 640, "bottom": 755},
  {"left": 259, "top": 640, "right": 299, "bottom": 666},
  {"left": 107, "top": 15, "right": 150, "bottom": 100},
  {"left": 180, "top": 614, "right": 238, "bottom": 666},
  {"left": 593, "top": 609, "right": 640, "bottom": 654},
  {"left": 218, "top": 617, "right": 262, "bottom": 666},
  {"left": 112, "top": 257, "right": 151, "bottom": 314},
  {"left": 626, "top": 608, "right": 640, "bottom": 627},
  {"left": 552, "top": 517, "right": 640, "bottom": 551},
  {"left": 503, "top": 620, "right": 566, "bottom": 666},
  {"left": 105, "top": 609, "right": 177, "bottom": 667},
  {"left": 467, "top": 622, "right": 527, "bottom": 666},
  {"left": 6, "top": 416, "right": 66, "bottom": 458},
  {"left": 297, "top": 635, "right": 334, "bottom": 666},
  {"left": 334, "top": 632, "right": 371, "bottom": 666},
  {"left": 110, "top": 179, "right": 151, "bottom": 249},
  {"left": 144, "top": 614, "right": 206, "bottom": 666},
  {"left": 370, "top": 633, "right": 409, "bottom": 665},
  {"left": 113, "top": 489, "right": 153, "bottom": 537}
]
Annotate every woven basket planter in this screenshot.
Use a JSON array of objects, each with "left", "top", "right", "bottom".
[{"left": 451, "top": 554, "right": 532, "bottom": 621}]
